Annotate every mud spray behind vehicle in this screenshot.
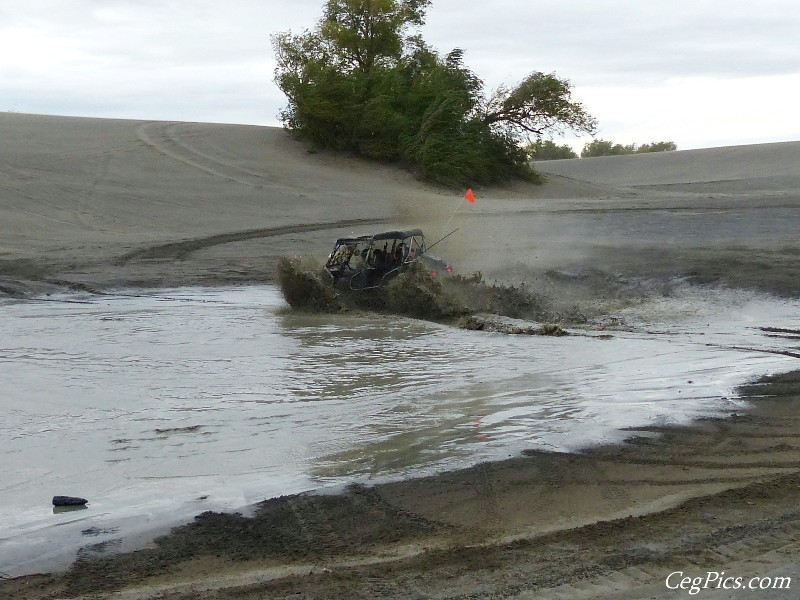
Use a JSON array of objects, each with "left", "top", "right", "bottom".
[
  {"left": 324, "top": 229, "right": 453, "bottom": 291},
  {"left": 278, "top": 227, "right": 566, "bottom": 333}
]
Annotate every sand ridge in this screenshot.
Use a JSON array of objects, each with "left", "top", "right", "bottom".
[
  {"left": 535, "top": 140, "right": 800, "bottom": 189},
  {"left": 2, "top": 112, "right": 799, "bottom": 298}
]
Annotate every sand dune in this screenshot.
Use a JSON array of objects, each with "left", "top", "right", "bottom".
[
  {"left": 0, "top": 113, "right": 455, "bottom": 294},
  {"left": 1, "top": 113, "right": 799, "bottom": 298},
  {"left": 2, "top": 112, "right": 799, "bottom": 298},
  {"left": 536, "top": 141, "right": 800, "bottom": 190},
  {"left": 0, "top": 113, "right": 429, "bottom": 258}
]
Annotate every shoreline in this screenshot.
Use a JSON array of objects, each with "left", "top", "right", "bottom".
[
  {"left": 3, "top": 369, "right": 799, "bottom": 599},
  {"left": 5, "top": 280, "right": 794, "bottom": 583}
]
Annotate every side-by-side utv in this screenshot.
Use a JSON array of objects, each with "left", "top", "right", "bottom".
[{"left": 323, "top": 229, "right": 452, "bottom": 291}]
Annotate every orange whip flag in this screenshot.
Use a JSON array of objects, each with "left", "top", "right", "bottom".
[{"left": 464, "top": 188, "right": 475, "bottom": 203}]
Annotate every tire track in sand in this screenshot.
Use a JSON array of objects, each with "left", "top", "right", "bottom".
[
  {"left": 136, "top": 122, "right": 271, "bottom": 188},
  {"left": 114, "top": 217, "right": 393, "bottom": 263}
]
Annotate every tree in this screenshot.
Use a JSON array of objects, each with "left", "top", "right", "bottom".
[
  {"left": 581, "top": 139, "right": 632, "bottom": 157},
  {"left": 272, "top": 0, "right": 597, "bottom": 186},
  {"left": 528, "top": 139, "right": 578, "bottom": 160},
  {"left": 581, "top": 139, "right": 677, "bottom": 157},
  {"left": 482, "top": 72, "right": 596, "bottom": 142},
  {"left": 398, "top": 47, "right": 530, "bottom": 186},
  {"left": 320, "top": 0, "right": 430, "bottom": 74},
  {"left": 273, "top": 1, "right": 431, "bottom": 155},
  {"left": 636, "top": 141, "right": 677, "bottom": 153}
]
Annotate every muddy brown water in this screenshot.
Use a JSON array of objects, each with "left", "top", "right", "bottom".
[{"left": 1, "top": 284, "right": 798, "bottom": 575}]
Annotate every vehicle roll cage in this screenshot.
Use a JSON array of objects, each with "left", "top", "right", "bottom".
[{"left": 324, "top": 229, "right": 427, "bottom": 290}]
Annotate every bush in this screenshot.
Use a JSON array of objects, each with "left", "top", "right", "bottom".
[
  {"left": 272, "top": 0, "right": 595, "bottom": 187},
  {"left": 529, "top": 139, "right": 578, "bottom": 160},
  {"left": 581, "top": 139, "right": 677, "bottom": 157}
]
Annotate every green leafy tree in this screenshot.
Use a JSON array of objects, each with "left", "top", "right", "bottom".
[
  {"left": 272, "top": 0, "right": 596, "bottom": 186},
  {"left": 273, "top": 0, "right": 430, "bottom": 154},
  {"left": 398, "top": 47, "right": 530, "bottom": 185},
  {"left": 581, "top": 139, "right": 632, "bottom": 157},
  {"left": 482, "top": 73, "right": 596, "bottom": 141},
  {"left": 635, "top": 141, "right": 678, "bottom": 153},
  {"left": 320, "top": 0, "right": 430, "bottom": 73},
  {"left": 581, "top": 138, "right": 677, "bottom": 157},
  {"left": 529, "top": 139, "right": 578, "bottom": 160}
]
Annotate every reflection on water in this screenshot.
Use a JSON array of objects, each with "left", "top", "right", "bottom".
[{"left": 0, "top": 284, "right": 798, "bottom": 573}]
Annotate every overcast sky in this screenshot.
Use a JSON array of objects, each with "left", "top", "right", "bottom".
[{"left": 2, "top": 0, "right": 799, "bottom": 152}]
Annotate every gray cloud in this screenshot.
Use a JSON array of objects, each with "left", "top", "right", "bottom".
[
  {"left": 2, "top": 0, "right": 799, "bottom": 148},
  {"left": 422, "top": 0, "right": 800, "bottom": 86}
]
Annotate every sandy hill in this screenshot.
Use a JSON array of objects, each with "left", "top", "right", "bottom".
[
  {"left": 534, "top": 141, "right": 800, "bottom": 192},
  {"left": 0, "top": 112, "right": 444, "bottom": 259},
  {"left": 1, "top": 113, "right": 799, "bottom": 295}
]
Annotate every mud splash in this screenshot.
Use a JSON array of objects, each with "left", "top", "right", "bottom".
[{"left": 276, "top": 256, "right": 568, "bottom": 333}]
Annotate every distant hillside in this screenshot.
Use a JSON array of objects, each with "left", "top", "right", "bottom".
[{"left": 535, "top": 141, "right": 800, "bottom": 192}]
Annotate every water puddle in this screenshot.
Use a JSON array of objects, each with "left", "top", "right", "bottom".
[{"left": 0, "top": 284, "right": 798, "bottom": 574}]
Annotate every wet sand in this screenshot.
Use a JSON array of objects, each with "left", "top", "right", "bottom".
[
  {"left": 6, "top": 372, "right": 800, "bottom": 600},
  {"left": 2, "top": 113, "right": 800, "bottom": 599}
]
